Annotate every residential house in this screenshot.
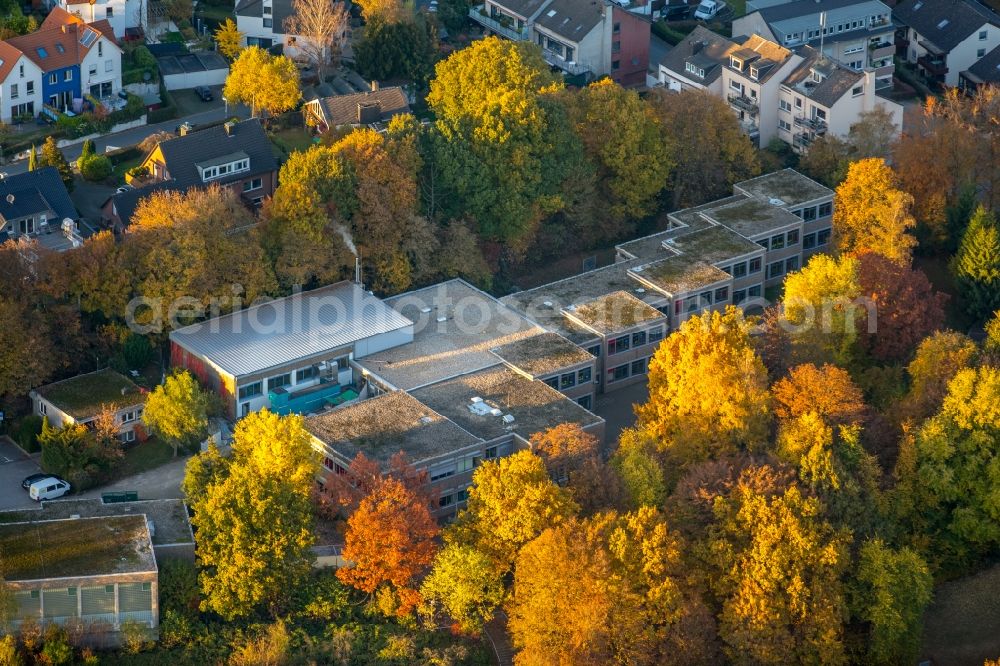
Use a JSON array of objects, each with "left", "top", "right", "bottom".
[
  {"left": 469, "top": 0, "right": 651, "bottom": 86},
  {"left": 102, "top": 119, "right": 279, "bottom": 227},
  {"left": 960, "top": 42, "right": 1000, "bottom": 91},
  {"left": 303, "top": 85, "right": 411, "bottom": 133},
  {"left": 0, "top": 166, "right": 82, "bottom": 251},
  {"left": 30, "top": 368, "right": 148, "bottom": 444},
  {"left": 733, "top": 0, "right": 895, "bottom": 89},
  {"left": 777, "top": 46, "right": 892, "bottom": 153},
  {"left": 0, "top": 42, "right": 45, "bottom": 122},
  {"left": 719, "top": 34, "right": 800, "bottom": 145},
  {"left": 657, "top": 25, "right": 736, "bottom": 93},
  {"left": 6, "top": 8, "right": 121, "bottom": 112},
  {"left": 894, "top": 0, "right": 1000, "bottom": 87},
  {"left": 658, "top": 29, "right": 902, "bottom": 149},
  {"left": 60, "top": 0, "right": 145, "bottom": 43}
]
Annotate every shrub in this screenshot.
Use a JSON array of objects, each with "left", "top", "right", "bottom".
[
  {"left": 132, "top": 45, "right": 157, "bottom": 70},
  {"left": 122, "top": 333, "right": 154, "bottom": 369},
  {"left": 40, "top": 624, "right": 73, "bottom": 665},
  {"left": 79, "top": 154, "right": 113, "bottom": 181},
  {"left": 159, "top": 559, "right": 201, "bottom": 618},
  {"left": 0, "top": 635, "right": 22, "bottom": 666},
  {"left": 14, "top": 415, "right": 43, "bottom": 453},
  {"left": 120, "top": 619, "right": 151, "bottom": 654},
  {"left": 127, "top": 165, "right": 149, "bottom": 180}
]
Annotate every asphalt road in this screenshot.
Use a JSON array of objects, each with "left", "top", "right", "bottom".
[{"left": 0, "top": 436, "right": 42, "bottom": 511}]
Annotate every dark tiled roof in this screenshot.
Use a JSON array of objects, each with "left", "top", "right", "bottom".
[
  {"left": 964, "top": 42, "right": 1000, "bottom": 82},
  {"left": 894, "top": 0, "right": 1000, "bottom": 53},
  {"left": 0, "top": 167, "right": 77, "bottom": 223},
  {"left": 533, "top": 0, "right": 604, "bottom": 42},
  {"left": 307, "top": 87, "right": 410, "bottom": 127},
  {"left": 489, "top": 0, "right": 551, "bottom": 19},
  {"left": 236, "top": 0, "right": 294, "bottom": 31},
  {"left": 155, "top": 119, "right": 278, "bottom": 189},
  {"left": 758, "top": 0, "right": 886, "bottom": 22},
  {"left": 660, "top": 25, "right": 735, "bottom": 83},
  {"left": 108, "top": 181, "right": 184, "bottom": 227},
  {"left": 783, "top": 45, "right": 864, "bottom": 107}
]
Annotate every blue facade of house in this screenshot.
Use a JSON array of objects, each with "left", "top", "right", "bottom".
[{"left": 40, "top": 64, "right": 80, "bottom": 111}]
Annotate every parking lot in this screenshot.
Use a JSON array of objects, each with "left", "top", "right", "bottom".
[{"left": 0, "top": 436, "right": 42, "bottom": 511}]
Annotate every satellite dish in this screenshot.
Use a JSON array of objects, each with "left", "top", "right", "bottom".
[{"left": 6, "top": 194, "right": 14, "bottom": 204}]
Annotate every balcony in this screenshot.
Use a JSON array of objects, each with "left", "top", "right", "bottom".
[
  {"left": 541, "top": 49, "right": 590, "bottom": 76},
  {"left": 793, "top": 115, "right": 827, "bottom": 133},
  {"left": 869, "top": 41, "right": 895, "bottom": 60},
  {"left": 468, "top": 5, "right": 529, "bottom": 41},
  {"left": 918, "top": 54, "right": 948, "bottom": 78},
  {"left": 793, "top": 133, "right": 814, "bottom": 149},
  {"left": 728, "top": 93, "right": 759, "bottom": 115}
]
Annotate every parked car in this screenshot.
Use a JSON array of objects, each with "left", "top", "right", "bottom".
[
  {"left": 694, "top": 0, "right": 724, "bottom": 20},
  {"left": 116, "top": 184, "right": 133, "bottom": 194},
  {"left": 663, "top": 2, "right": 691, "bottom": 19},
  {"left": 28, "top": 476, "right": 71, "bottom": 501},
  {"left": 21, "top": 473, "right": 50, "bottom": 490},
  {"left": 194, "top": 86, "right": 213, "bottom": 102}
]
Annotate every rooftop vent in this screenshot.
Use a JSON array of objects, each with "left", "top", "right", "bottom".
[
  {"left": 436, "top": 315, "right": 448, "bottom": 323},
  {"left": 502, "top": 414, "right": 515, "bottom": 424},
  {"left": 419, "top": 306, "right": 432, "bottom": 313},
  {"left": 635, "top": 287, "right": 646, "bottom": 294},
  {"left": 5, "top": 194, "right": 12, "bottom": 204},
  {"left": 542, "top": 300, "right": 553, "bottom": 308},
  {"left": 419, "top": 415, "right": 433, "bottom": 425},
  {"left": 489, "top": 408, "right": 502, "bottom": 417},
  {"left": 768, "top": 197, "right": 786, "bottom": 206},
  {"left": 471, "top": 396, "right": 483, "bottom": 403}
]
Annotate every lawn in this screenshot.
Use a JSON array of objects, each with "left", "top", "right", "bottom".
[
  {"left": 120, "top": 437, "right": 178, "bottom": 478},
  {"left": 726, "top": 0, "right": 746, "bottom": 17},
  {"left": 270, "top": 127, "right": 317, "bottom": 156},
  {"left": 113, "top": 152, "right": 145, "bottom": 185},
  {"left": 921, "top": 563, "right": 1000, "bottom": 665}
]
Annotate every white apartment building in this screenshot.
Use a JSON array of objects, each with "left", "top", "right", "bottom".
[
  {"left": 658, "top": 29, "right": 902, "bottom": 151},
  {"left": 734, "top": 0, "right": 895, "bottom": 89}
]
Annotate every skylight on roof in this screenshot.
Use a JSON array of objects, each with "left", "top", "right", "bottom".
[
  {"left": 913, "top": 1, "right": 922, "bottom": 8},
  {"left": 55, "top": 43, "right": 65, "bottom": 53},
  {"left": 937, "top": 19, "right": 949, "bottom": 29},
  {"left": 546, "top": 9, "right": 556, "bottom": 16},
  {"left": 36, "top": 47, "right": 48, "bottom": 59}
]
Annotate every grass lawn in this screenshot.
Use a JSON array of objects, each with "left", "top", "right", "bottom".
[
  {"left": 197, "top": 3, "right": 233, "bottom": 22},
  {"left": 114, "top": 152, "right": 145, "bottom": 185},
  {"left": 270, "top": 127, "right": 317, "bottom": 156},
  {"left": 120, "top": 437, "right": 178, "bottom": 478},
  {"left": 726, "top": 0, "right": 746, "bottom": 17},
  {"left": 922, "top": 563, "right": 1000, "bottom": 665}
]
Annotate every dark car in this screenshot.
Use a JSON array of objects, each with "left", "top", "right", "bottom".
[
  {"left": 663, "top": 3, "right": 691, "bottom": 19},
  {"left": 194, "top": 86, "right": 214, "bottom": 101},
  {"left": 21, "top": 473, "right": 52, "bottom": 490}
]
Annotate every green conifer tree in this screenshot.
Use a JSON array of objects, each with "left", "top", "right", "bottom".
[
  {"left": 39, "top": 136, "right": 74, "bottom": 191},
  {"left": 953, "top": 205, "right": 1000, "bottom": 322}
]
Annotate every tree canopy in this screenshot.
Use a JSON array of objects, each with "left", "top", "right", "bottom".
[{"left": 832, "top": 158, "right": 916, "bottom": 265}]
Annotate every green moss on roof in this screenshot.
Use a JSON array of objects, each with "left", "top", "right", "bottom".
[
  {"left": 0, "top": 515, "right": 155, "bottom": 580},
  {"left": 633, "top": 257, "right": 730, "bottom": 296},
  {"left": 705, "top": 198, "right": 802, "bottom": 238},
  {"left": 491, "top": 332, "right": 595, "bottom": 377},
  {"left": 34, "top": 369, "right": 145, "bottom": 420},
  {"left": 736, "top": 169, "right": 833, "bottom": 206},
  {"left": 567, "top": 291, "right": 665, "bottom": 334}
]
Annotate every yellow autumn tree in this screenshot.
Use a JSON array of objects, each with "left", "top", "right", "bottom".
[
  {"left": 635, "top": 307, "right": 771, "bottom": 466},
  {"left": 223, "top": 46, "right": 301, "bottom": 117},
  {"left": 781, "top": 253, "right": 862, "bottom": 366},
  {"left": 832, "top": 158, "right": 917, "bottom": 265},
  {"left": 447, "top": 450, "right": 578, "bottom": 574},
  {"left": 192, "top": 410, "right": 317, "bottom": 620},
  {"left": 214, "top": 18, "right": 243, "bottom": 61}
]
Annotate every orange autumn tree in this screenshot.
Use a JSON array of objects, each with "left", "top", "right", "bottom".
[
  {"left": 772, "top": 363, "right": 867, "bottom": 427},
  {"left": 832, "top": 158, "right": 917, "bottom": 265},
  {"left": 337, "top": 476, "right": 438, "bottom": 617},
  {"left": 530, "top": 422, "right": 624, "bottom": 514}
]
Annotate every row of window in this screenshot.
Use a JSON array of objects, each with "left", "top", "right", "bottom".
[
  {"left": 732, "top": 284, "right": 763, "bottom": 305},
  {"left": 86, "top": 60, "right": 115, "bottom": 78},
  {"left": 607, "top": 357, "right": 649, "bottom": 384},
  {"left": 9, "top": 82, "right": 34, "bottom": 99},
  {"left": 201, "top": 158, "right": 250, "bottom": 182},
  {"left": 791, "top": 202, "right": 833, "bottom": 221},
  {"left": 674, "top": 285, "right": 731, "bottom": 314},
  {"left": 606, "top": 326, "right": 664, "bottom": 356},
  {"left": 722, "top": 256, "right": 763, "bottom": 279},
  {"left": 767, "top": 256, "right": 800, "bottom": 280},
  {"left": 237, "top": 357, "right": 349, "bottom": 400},
  {"left": 781, "top": 15, "right": 888, "bottom": 46},
  {"left": 439, "top": 488, "right": 468, "bottom": 508},
  {"left": 544, "top": 366, "right": 594, "bottom": 391},
  {"left": 804, "top": 227, "right": 832, "bottom": 250},
  {"left": 758, "top": 228, "right": 800, "bottom": 251}
]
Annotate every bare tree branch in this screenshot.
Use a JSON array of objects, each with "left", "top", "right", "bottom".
[{"left": 283, "top": 0, "right": 350, "bottom": 82}]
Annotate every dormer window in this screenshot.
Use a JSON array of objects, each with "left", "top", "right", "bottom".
[
  {"left": 730, "top": 56, "right": 742, "bottom": 71},
  {"left": 685, "top": 61, "right": 705, "bottom": 78},
  {"left": 749, "top": 66, "right": 759, "bottom": 79},
  {"left": 812, "top": 71, "right": 823, "bottom": 83},
  {"left": 197, "top": 153, "right": 251, "bottom": 182}
]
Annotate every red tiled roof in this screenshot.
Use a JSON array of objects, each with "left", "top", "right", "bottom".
[
  {"left": 7, "top": 9, "right": 117, "bottom": 71},
  {"left": 0, "top": 41, "right": 25, "bottom": 84}
]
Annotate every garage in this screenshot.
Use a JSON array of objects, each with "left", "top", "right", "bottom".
[{"left": 157, "top": 52, "right": 230, "bottom": 91}]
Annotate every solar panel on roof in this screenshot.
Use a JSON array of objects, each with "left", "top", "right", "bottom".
[{"left": 80, "top": 29, "right": 97, "bottom": 47}]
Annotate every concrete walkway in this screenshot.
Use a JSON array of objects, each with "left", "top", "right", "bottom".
[{"left": 484, "top": 609, "right": 514, "bottom": 666}]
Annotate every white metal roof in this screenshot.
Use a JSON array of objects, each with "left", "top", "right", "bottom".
[{"left": 169, "top": 281, "right": 414, "bottom": 378}]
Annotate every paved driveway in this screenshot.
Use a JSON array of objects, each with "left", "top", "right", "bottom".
[{"left": 0, "top": 436, "right": 42, "bottom": 511}]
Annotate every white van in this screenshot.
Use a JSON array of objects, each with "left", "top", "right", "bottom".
[
  {"left": 29, "top": 477, "right": 71, "bottom": 501},
  {"left": 694, "top": 0, "right": 724, "bottom": 19}
]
